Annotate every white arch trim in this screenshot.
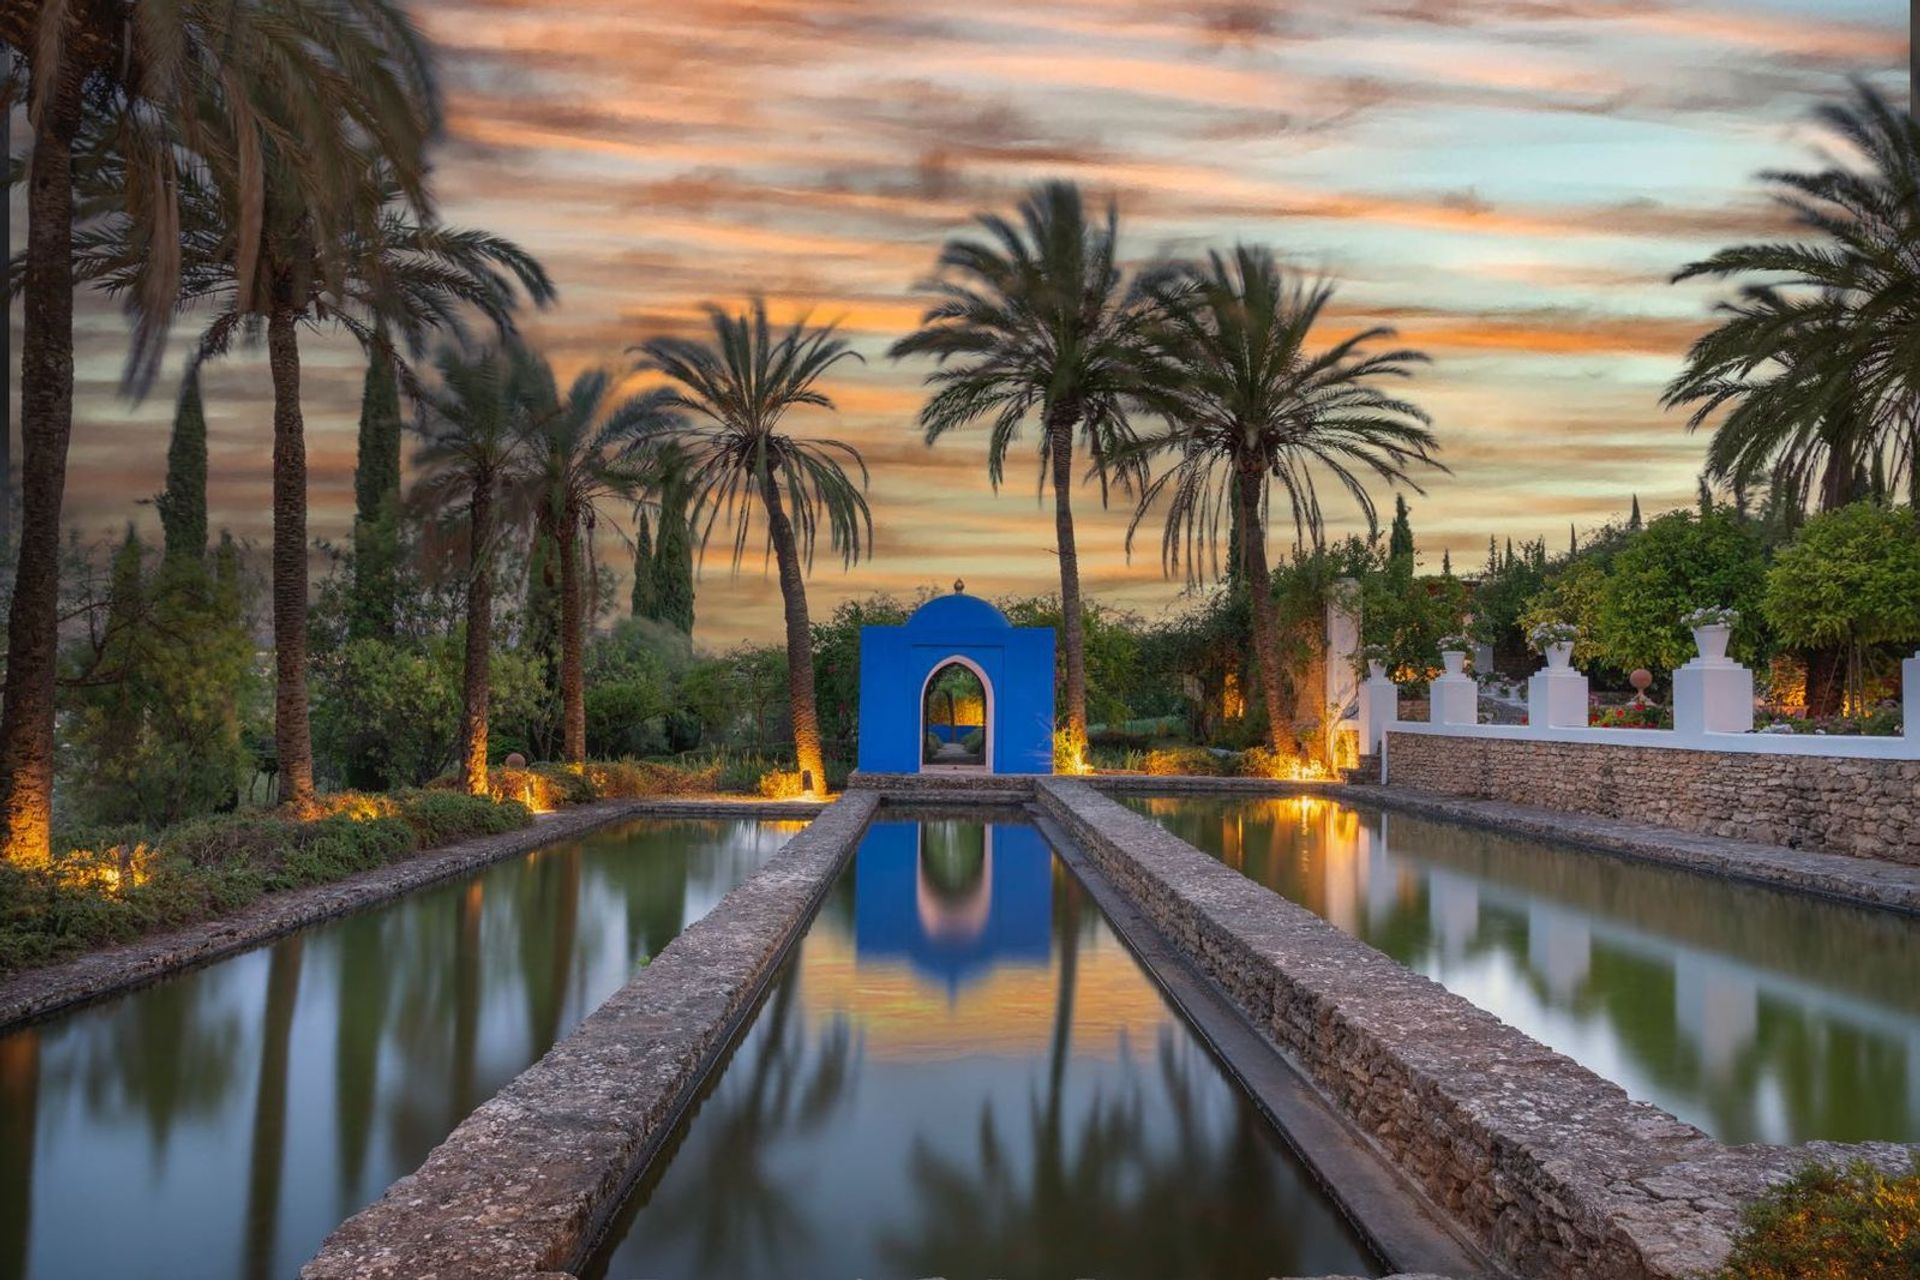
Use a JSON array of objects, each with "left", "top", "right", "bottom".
[{"left": 918, "top": 654, "right": 994, "bottom": 773}]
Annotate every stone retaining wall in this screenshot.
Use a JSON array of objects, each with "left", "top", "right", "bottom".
[
  {"left": 1385, "top": 729, "right": 1920, "bottom": 864},
  {"left": 299, "top": 791, "right": 879, "bottom": 1280},
  {"left": 1035, "top": 778, "right": 1917, "bottom": 1280}
]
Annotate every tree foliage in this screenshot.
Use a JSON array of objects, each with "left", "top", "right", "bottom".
[
  {"left": 1593, "top": 511, "right": 1770, "bottom": 671},
  {"left": 1666, "top": 83, "right": 1920, "bottom": 513},
  {"left": 1764, "top": 503, "right": 1920, "bottom": 652},
  {"left": 156, "top": 373, "right": 209, "bottom": 566}
]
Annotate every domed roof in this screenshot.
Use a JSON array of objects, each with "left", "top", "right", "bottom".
[{"left": 905, "top": 592, "right": 1011, "bottom": 631}]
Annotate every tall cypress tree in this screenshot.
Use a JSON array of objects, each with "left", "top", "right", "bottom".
[
  {"left": 350, "top": 340, "right": 404, "bottom": 640},
  {"left": 1387, "top": 493, "right": 1414, "bottom": 567},
  {"left": 649, "top": 479, "right": 696, "bottom": 635},
  {"left": 1629, "top": 494, "right": 1643, "bottom": 530},
  {"left": 630, "top": 512, "right": 657, "bottom": 619},
  {"left": 156, "top": 372, "right": 209, "bottom": 568}
]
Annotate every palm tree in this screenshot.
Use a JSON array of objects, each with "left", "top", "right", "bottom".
[
  {"left": 1665, "top": 82, "right": 1920, "bottom": 513},
  {"left": 411, "top": 342, "right": 545, "bottom": 795},
  {"left": 511, "top": 366, "right": 661, "bottom": 763},
  {"left": 0, "top": 0, "right": 435, "bottom": 863},
  {"left": 633, "top": 300, "right": 871, "bottom": 795},
  {"left": 890, "top": 181, "right": 1160, "bottom": 758},
  {"left": 76, "top": 157, "right": 554, "bottom": 804},
  {"left": 1127, "top": 247, "right": 1440, "bottom": 755}
]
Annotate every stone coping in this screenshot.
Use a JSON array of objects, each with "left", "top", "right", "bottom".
[
  {"left": 1033, "top": 809, "right": 1490, "bottom": 1278},
  {"left": 299, "top": 791, "right": 881, "bottom": 1280},
  {"left": 1099, "top": 775, "right": 1920, "bottom": 917},
  {"left": 1035, "top": 777, "right": 1919, "bottom": 1280},
  {"left": 1389, "top": 717, "right": 1920, "bottom": 759}
]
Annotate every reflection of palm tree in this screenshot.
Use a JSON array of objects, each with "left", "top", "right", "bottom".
[
  {"left": 879, "top": 1031, "right": 1366, "bottom": 1278},
  {"left": 601, "top": 973, "right": 855, "bottom": 1277},
  {"left": 518, "top": 850, "right": 581, "bottom": 1053},
  {"left": 1043, "top": 863, "right": 1083, "bottom": 1154},
  {"left": 450, "top": 881, "right": 485, "bottom": 1120},
  {"left": 1, "top": 1030, "right": 39, "bottom": 1280},
  {"left": 76, "top": 969, "right": 244, "bottom": 1160},
  {"left": 241, "top": 938, "right": 304, "bottom": 1280},
  {"left": 333, "top": 919, "right": 392, "bottom": 1195}
]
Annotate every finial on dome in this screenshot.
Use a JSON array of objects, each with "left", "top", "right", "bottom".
[{"left": 953, "top": 578, "right": 966, "bottom": 594}]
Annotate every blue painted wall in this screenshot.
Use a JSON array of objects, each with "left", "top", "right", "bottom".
[{"left": 856, "top": 593, "right": 1055, "bottom": 775}]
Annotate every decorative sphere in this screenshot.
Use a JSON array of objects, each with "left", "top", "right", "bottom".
[
  {"left": 504, "top": 752, "right": 528, "bottom": 768},
  {"left": 1629, "top": 669, "right": 1653, "bottom": 693}
]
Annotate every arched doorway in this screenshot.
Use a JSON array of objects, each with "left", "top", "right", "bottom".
[{"left": 920, "top": 657, "right": 991, "bottom": 772}]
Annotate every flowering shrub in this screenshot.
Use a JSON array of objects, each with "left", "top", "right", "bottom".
[
  {"left": 1528, "top": 620, "right": 1580, "bottom": 651},
  {"left": 1356, "top": 642, "right": 1391, "bottom": 670},
  {"left": 1437, "top": 633, "right": 1473, "bottom": 653},
  {"left": 1681, "top": 605, "right": 1739, "bottom": 629},
  {"left": 1590, "top": 703, "right": 1670, "bottom": 730},
  {"left": 1709, "top": 1158, "right": 1920, "bottom": 1280}
]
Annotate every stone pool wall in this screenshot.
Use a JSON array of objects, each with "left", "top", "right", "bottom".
[
  {"left": 1035, "top": 777, "right": 1918, "bottom": 1280},
  {"left": 299, "top": 791, "right": 879, "bottom": 1280},
  {"left": 1384, "top": 729, "right": 1920, "bottom": 865}
]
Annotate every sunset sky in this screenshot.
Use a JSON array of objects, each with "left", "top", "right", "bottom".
[{"left": 29, "top": 0, "right": 1911, "bottom": 645}]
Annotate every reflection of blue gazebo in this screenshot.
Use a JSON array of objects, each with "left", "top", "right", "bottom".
[
  {"left": 854, "top": 820, "right": 1052, "bottom": 993},
  {"left": 855, "top": 591, "right": 1055, "bottom": 775}
]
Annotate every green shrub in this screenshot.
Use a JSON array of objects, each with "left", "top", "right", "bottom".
[
  {"left": 391, "top": 789, "right": 531, "bottom": 844},
  {"left": 1144, "top": 745, "right": 1227, "bottom": 777},
  {"left": 961, "top": 728, "right": 984, "bottom": 752},
  {"left": 1711, "top": 1159, "right": 1920, "bottom": 1279},
  {"left": 587, "top": 759, "right": 722, "bottom": 798},
  {"left": 531, "top": 763, "right": 598, "bottom": 806},
  {"left": 0, "top": 787, "right": 535, "bottom": 977}
]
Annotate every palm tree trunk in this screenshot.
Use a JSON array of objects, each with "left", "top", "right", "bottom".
[
  {"left": 557, "top": 508, "right": 585, "bottom": 763},
  {"left": 0, "top": 68, "right": 83, "bottom": 867},
  {"left": 268, "top": 310, "right": 315, "bottom": 805},
  {"left": 1818, "top": 449, "right": 1853, "bottom": 512},
  {"left": 1048, "top": 403, "right": 1088, "bottom": 756},
  {"left": 461, "top": 474, "right": 494, "bottom": 793},
  {"left": 1238, "top": 467, "right": 1290, "bottom": 754},
  {"left": 760, "top": 471, "right": 825, "bottom": 794}
]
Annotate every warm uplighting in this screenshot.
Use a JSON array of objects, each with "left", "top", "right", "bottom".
[
  {"left": 1221, "top": 672, "right": 1245, "bottom": 721},
  {"left": 1239, "top": 745, "right": 1332, "bottom": 782},
  {"left": 1053, "top": 728, "right": 1093, "bottom": 776},
  {"left": 55, "top": 842, "right": 154, "bottom": 896},
  {"left": 756, "top": 768, "right": 808, "bottom": 800}
]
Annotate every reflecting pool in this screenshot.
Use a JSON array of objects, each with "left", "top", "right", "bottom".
[
  {"left": 1125, "top": 793, "right": 1920, "bottom": 1145},
  {"left": 0, "top": 818, "right": 797, "bottom": 1280},
  {"left": 585, "top": 814, "right": 1380, "bottom": 1280}
]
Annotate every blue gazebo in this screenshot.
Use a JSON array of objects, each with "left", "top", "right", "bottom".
[{"left": 855, "top": 589, "right": 1055, "bottom": 775}]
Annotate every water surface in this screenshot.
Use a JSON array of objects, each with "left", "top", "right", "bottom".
[
  {"left": 0, "top": 817, "right": 796, "bottom": 1280},
  {"left": 585, "top": 815, "right": 1379, "bottom": 1280},
  {"left": 1125, "top": 793, "right": 1920, "bottom": 1144}
]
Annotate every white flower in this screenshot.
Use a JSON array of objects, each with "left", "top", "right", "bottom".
[{"left": 1527, "top": 620, "right": 1580, "bottom": 651}]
